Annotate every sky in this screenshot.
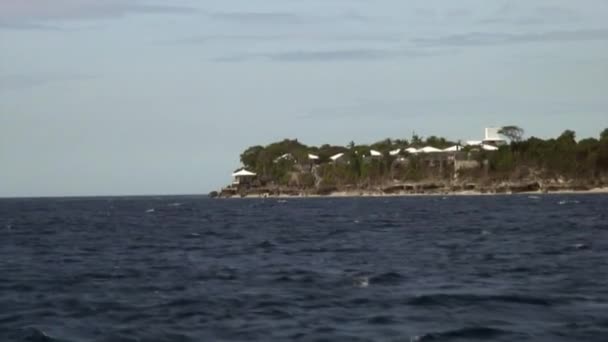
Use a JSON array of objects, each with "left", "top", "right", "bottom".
[{"left": 1, "top": 0, "right": 608, "bottom": 197}]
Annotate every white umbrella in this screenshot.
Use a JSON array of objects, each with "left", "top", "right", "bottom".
[{"left": 232, "top": 169, "right": 257, "bottom": 177}]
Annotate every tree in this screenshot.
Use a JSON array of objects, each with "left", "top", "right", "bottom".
[
  {"left": 240, "top": 145, "right": 264, "bottom": 169},
  {"left": 411, "top": 132, "right": 423, "bottom": 147},
  {"left": 498, "top": 126, "right": 524, "bottom": 142},
  {"left": 558, "top": 130, "right": 576, "bottom": 145},
  {"left": 600, "top": 128, "right": 608, "bottom": 141}
]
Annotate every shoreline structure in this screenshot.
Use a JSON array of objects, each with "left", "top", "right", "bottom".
[
  {"left": 231, "top": 188, "right": 608, "bottom": 199},
  {"left": 210, "top": 183, "right": 608, "bottom": 198},
  {"left": 212, "top": 127, "right": 608, "bottom": 199}
]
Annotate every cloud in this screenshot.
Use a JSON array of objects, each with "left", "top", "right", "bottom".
[
  {"left": 301, "top": 98, "right": 608, "bottom": 121},
  {"left": 0, "top": 0, "right": 194, "bottom": 28},
  {"left": 481, "top": 5, "right": 583, "bottom": 26},
  {"left": 209, "top": 11, "right": 302, "bottom": 24},
  {"left": 214, "top": 47, "right": 447, "bottom": 63},
  {"left": 0, "top": 73, "right": 95, "bottom": 93},
  {"left": 207, "top": 9, "right": 369, "bottom": 25},
  {"left": 414, "top": 29, "right": 608, "bottom": 47},
  {"left": 170, "top": 32, "right": 403, "bottom": 45},
  {"left": 445, "top": 8, "right": 473, "bottom": 18},
  {"left": 0, "top": 22, "right": 68, "bottom": 31}
]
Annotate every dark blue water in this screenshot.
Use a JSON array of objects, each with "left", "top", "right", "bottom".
[{"left": 1, "top": 195, "right": 608, "bottom": 341}]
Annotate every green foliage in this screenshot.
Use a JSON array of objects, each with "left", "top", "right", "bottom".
[
  {"left": 499, "top": 125, "right": 524, "bottom": 142},
  {"left": 370, "top": 138, "right": 394, "bottom": 153},
  {"left": 488, "top": 147, "right": 516, "bottom": 172},
  {"left": 424, "top": 136, "right": 455, "bottom": 148},
  {"left": 600, "top": 128, "right": 608, "bottom": 141},
  {"left": 558, "top": 130, "right": 576, "bottom": 145},
  {"left": 240, "top": 145, "right": 264, "bottom": 169},
  {"left": 410, "top": 132, "right": 423, "bottom": 147},
  {"left": 238, "top": 128, "right": 608, "bottom": 188}
]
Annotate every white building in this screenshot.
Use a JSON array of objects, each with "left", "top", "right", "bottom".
[
  {"left": 370, "top": 149, "right": 383, "bottom": 157},
  {"left": 330, "top": 152, "right": 345, "bottom": 161},
  {"left": 443, "top": 145, "right": 462, "bottom": 152},
  {"left": 232, "top": 169, "right": 257, "bottom": 186},
  {"left": 466, "top": 128, "right": 506, "bottom": 147},
  {"left": 483, "top": 127, "right": 507, "bottom": 146},
  {"left": 418, "top": 146, "right": 443, "bottom": 153}
]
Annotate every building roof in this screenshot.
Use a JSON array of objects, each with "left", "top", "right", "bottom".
[
  {"left": 389, "top": 148, "right": 401, "bottom": 156},
  {"left": 405, "top": 147, "right": 418, "bottom": 153},
  {"left": 466, "top": 140, "right": 483, "bottom": 146},
  {"left": 274, "top": 153, "right": 293, "bottom": 163},
  {"left": 370, "top": 149, "right": 383, "bottom": 157},
  {"left": 443, "top": 145, "right": 462, "bottom": 152},
  {"left": 308, "top": 153, "right": 320, "bottom": 160},
  {"left": 330, "top": 152, "right": 345, "bottom": 161},
  {"left": 419, "top": 146, "right": 443, "bottom": 153},
  {"left": 232, "top": 169, "right": 257, "bottom": 177},
  {"left": 481, "top": 144, "right": 499, "bottom": 151}
]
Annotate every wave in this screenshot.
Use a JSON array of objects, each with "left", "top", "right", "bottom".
[
  {"left": 370, "top": 271, "right": 405, "bottom": 285},
  {"left": 413, "top": 326, "right": 514, "bottom": 341},
  {"left": 406, "top": 293, "right": 554, "bottom": 307},
  {"left": 7, "top": 328, "right": 69, "bottom": 342}
]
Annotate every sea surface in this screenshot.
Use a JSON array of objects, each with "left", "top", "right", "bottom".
[{"left": 1, "top": 194, "right": 608, "bottom": 342}]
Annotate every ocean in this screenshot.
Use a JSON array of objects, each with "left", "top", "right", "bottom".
[{"left": 1, "top": 194, "right": 607, "bottom": 341}]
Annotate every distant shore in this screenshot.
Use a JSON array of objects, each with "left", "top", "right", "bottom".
[{"left": 215, "top": 186, "right": 608, "bottom": 199}]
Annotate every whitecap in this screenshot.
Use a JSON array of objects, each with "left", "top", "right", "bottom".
[
  {"left": 353, "top": 276, "right": 369, "bottom": 288},
  {"left": 145, "top": 208, "right": 155, "bottom": 213},
  {"left": 168, "top": 202, "right": 183, "bottom": 207}
]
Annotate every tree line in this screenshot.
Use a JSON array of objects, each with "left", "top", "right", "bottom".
[{"left": 238, "top": 127, "right": 608, "bottom": 187}]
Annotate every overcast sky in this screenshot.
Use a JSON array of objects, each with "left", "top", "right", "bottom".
[{"left": 1, "top": 0, "right": 608, "bottom": 197}]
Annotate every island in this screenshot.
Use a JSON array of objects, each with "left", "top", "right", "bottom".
[{"left": 211, "top": 127, "right": 608, "bottom": 198}]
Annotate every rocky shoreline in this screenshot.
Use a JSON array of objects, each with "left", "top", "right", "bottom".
[{"left": 210, "top": 181, "right": 608, "bottom": 198}]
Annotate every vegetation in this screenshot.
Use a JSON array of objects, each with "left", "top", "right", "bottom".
[
  {"left": 498, "top": 126, "right": 525, "bottom": 142},
  {"left": 488, "top": 129, "right": 608, "bottom": 181},
  {"left": 236, "top": 128, "right": 608, "bottom": 189}
]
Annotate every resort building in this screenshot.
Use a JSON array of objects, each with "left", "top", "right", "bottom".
[
  {"left": 330, "top": 152, "right": 345, "bottom": 162},
  {"left": 418, "top": 146, "right": 443, "bottom": 153},
  {"left": 232, "top": 169, "right": 257, "bottom": 187},
  {"left": 482, "top": 127, "right": 507, "bottom": 146},
  {"left": 466, "top": 127, "right": 506, "bottom": 147},
  {"left": 370, "top": 149, "right": 383, "bottom": 157}
]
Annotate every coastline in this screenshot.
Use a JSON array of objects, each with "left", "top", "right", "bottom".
[{"left": 218, "top": 187, "right": 608, "bottom": 199}]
